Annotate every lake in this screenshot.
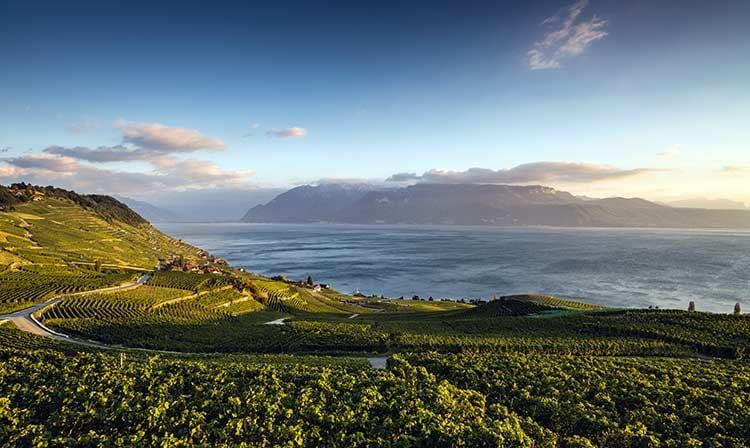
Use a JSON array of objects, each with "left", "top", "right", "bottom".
[{"left": 158, "top": 223, "right": 750, "bottom": 313}]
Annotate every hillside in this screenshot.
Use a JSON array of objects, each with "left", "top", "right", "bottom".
[
  {"left": 243, "top": 183, "right": 750, "bottom": 228},
  {"left": 0, "top": 183, "right": 202, "bottom": 271},
  {"left": 242, "top": 183, "right": 376, "bottom": 223}
]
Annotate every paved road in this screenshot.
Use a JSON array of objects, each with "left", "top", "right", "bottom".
[
  {"left": 0, "top": 273, "right": 151, "bottom": 340},
  {"left": 1, "top": 274, "right": 389, "bottom": 368}
]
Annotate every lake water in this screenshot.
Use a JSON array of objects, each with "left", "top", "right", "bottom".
[{"left": 158, "top": 223, "right": 750, "bottom": 313}]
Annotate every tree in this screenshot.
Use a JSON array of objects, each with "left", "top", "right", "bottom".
[
  {"left": 735, "top": 302, "right": 741, "bottom": 315},
  {"left": 307, "top": 275, "right": 313, "bottom": 286},
  {"left": 688, "top": 301, "right": 695, "bottom": 312}
]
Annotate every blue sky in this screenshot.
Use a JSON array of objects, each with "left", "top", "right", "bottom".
[{"left": 1, "top": 0, "right": 749, "bottom": 204}]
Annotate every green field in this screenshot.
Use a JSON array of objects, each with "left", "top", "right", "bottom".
[{"left": 2, "top": 184, "right": 750, "bottom": 446}]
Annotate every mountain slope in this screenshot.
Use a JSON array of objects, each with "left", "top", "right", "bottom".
[
  {"left": 242, "top": 183, "right": 750, "bottom": 228},
  {"left": 1, "top": 183, "right": 204, "bottom": 270},
  {"left": 242, "top": 183, "right": 375, "bottom": 223}
]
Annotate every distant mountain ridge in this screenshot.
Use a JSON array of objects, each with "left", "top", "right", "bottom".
[
  {"left": 241, "top": 183, "right": 750, "bottom": 229},
  {"left": 242, "top": 183, "right": 376, "bottom": 223},
  {"left": 117, "top": 196, "right": 183, "bottom": 223}
]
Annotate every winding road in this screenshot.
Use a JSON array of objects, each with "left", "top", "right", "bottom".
[
  {"left": 0, "top": 273, "right": 388, "bottom": 368},
  {"left": 0, "top": 273, "right": 151, "bottom": 341}
]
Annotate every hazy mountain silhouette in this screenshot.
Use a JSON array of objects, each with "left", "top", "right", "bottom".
[{"left": 242, "top": 183, "right": 750, "bottom": 229}]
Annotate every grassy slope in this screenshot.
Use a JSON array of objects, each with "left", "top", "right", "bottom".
[{"left": 1, "top": 197, "right": 201, "bottom": 270}]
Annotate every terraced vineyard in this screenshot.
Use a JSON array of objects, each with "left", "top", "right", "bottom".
[
  {"left": 1, "top": 326, "right": 748, "bottom": 447},
  {"left": 195, "top": 288, "right": 265, "bottom": 315},
  {"left": 253, "top": 279, "right": 298, "bottom": 311},
  {"left": 1, "top": 190, "right": 204, "bottom": 270},
  {"left": 0, "top": 270, "right": 138, "bottom": 313},
  {"left": 39, "top": 280, "right": 236, "bottom": 331},
  {"left": 507, "top": 293, "right": 608, "bottom": 310},
  {"left": 40, "top": 286, "right": 190, "bottom": 320},
  {"left": 148, "top": 271, "right": 232, "bottom": 292},
  {"left": 253, "top": 280, "right": 360, "bottom": 314}
]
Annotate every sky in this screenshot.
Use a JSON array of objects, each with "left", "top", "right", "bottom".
[{"left": 1, "top": 0, "right": 749, "bottom": 207}]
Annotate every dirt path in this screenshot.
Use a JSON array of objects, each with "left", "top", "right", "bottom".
[
  {"left": 367, "top": 357, "right": 388, "bottom": 369},
  {"left": 264, "top": 317, "right": 289, "bottom": 325}
]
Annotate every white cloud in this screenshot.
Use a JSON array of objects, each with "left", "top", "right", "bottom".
[
  {"left": 266, "top": 127, "right": 307, "bottom": 138},
  {"left": 45, "top": 119, "right": 228, "bottom": 164},
  {"left": 657, "top": 145, "right": 682, "bottom": 158},
  {"left": 115, "top": 120, "right": 226, "bottom": 151},
  {"left": 2, "top": 153, "right": 80, "bottom": 173},
  {"left": 1, "top": 153, "right": 253, "bottom": 195},
  {"left": 388, "top": 162, "right": 654, "bottom": 185},
  {"left": 1, "top": 119, "right": 256, "bottom": 196},
  {"left": 527, "top": 0, "right": 608, "bottom": 70}
]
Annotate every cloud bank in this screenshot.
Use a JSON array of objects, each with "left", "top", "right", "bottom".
[
  {"left": 47, "top": 120, "right": 228, "bottom": 165},
  {"left": 115, "top": 120, "right": 226, "bottom": 151},
  {"left": 527, "top": 0, "right": 608, "bottom": 70},
  {"left": 1, "top": 120, "right": 252, "bottom": 196},
  {"left": 1, "top": 153, "right": 252, "bottom": 195},
  {"left": 266, "top": 127, "right": 307, "bottom": 138},
  {"left": 387, "top": 162, "right": 653, "bottom": 185},
  {"left": 44, "top": 145, "right": 147, "bottom": 163}
]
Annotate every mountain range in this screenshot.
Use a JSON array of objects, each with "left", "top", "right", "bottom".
[
  {"left": 117, "top": 196, "right": 184, "bottom": 223},
  {"left": 242, "top": 183, "right": 750, "bottom": 229}
]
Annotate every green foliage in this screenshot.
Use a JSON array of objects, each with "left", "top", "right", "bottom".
[
  {"left": 400, "top": 351, "right": 750, "bottom": 446},
  {"left": 1, "top": 183, "right": 146, "bottom": 225},
  {"left": 0, "top": 270, "right": 138, "bottom": 312},
  {"left": 579, "top": 310, "right": 750, "bottom": 359},
  {"left": 148, "top": 271, "right": 231, "bottom": 292},
  {"left": 196, "top": 288, "right": 265, "bottom": 315},
  {"left": 0, "top": 345, "right": 554, "bottom": 447},
  {"left": 0, "top": 193, "right": 203, "bottom": 269},
  {"left": 0, "top": 330, "right": 747, "bottom": 446}
]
